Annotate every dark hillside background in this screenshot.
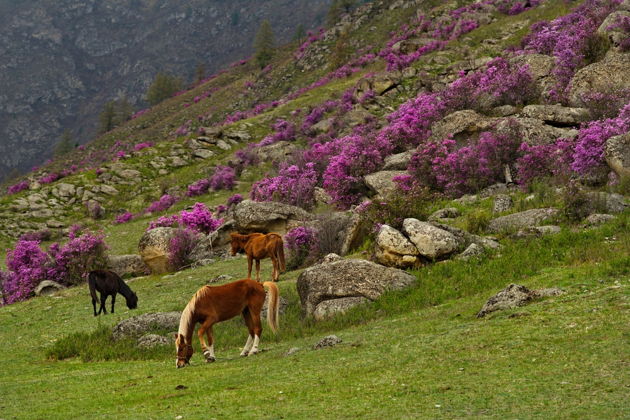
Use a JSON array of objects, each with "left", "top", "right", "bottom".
[{"left": 0, "top": 0, "right": 332, "bottom": 181}]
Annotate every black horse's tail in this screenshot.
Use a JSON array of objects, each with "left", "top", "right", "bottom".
[{"left": 88, "top": 272, "right": 99, "bottom": 304}]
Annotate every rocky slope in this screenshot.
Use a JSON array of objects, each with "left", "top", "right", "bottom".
[{"left": 0, "top": 0, "right": 332, "bottom": 181}]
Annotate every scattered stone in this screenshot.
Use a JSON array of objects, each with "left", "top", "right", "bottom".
[
  {"left": 584, "top": 192, "right": 628, "bottom": 214},
  {"left": 364, "top": 170, "right": 407, "bottom": 196},
  {"left": 584, "top": 213, "right": 615, "bottom": 227},
  {"left": 297, "top": 257, "right": 415, "bottom": 318},
  {"left": 313, "top": 335, "right": 342, "bottom": 349},
  {"left": 487, "top": 208, "right": 559, "bottom": 233},
  {"left": 456, "top": 243, "right": 485, "bottom": 260},
  {"left": 402, "top": 218, "right": 463, "bottom": 259},
  {"left": 374, "top": 224, "right": 419, "bottom": 268},
  {"left": 493, "top": 194, "right": 513, "bottom": 213},
  {"left": 191, "top": 258, "right": 215, "bottom": 268},
  {"left": 112, "top": 312, "right": 181, "bottom": 340},
  {"left": 137, "top": 334, "right": 171, "bottom": 349},
  {"left": 477, "top": 284, "right": 564, "bottom": 318},
  {"left": 285, "top": 347, "right": 300, "bottom": 356},
  {"left": 108, "top": 254, "right": 150, "bottom": 278},
  {"left": 605, "top": 133, "right": 630, "bottom": 178},
  {"left": 34, "top": 280, "right": 65, "bottom": 296},
  {"left": 428, "top": 207, "right": 461, "bottom": 221},
  {"left": 208, "top": 274, "right": 233, "bottom": 283}
]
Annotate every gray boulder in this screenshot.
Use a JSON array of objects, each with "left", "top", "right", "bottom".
[
  {"left": 138, "top": 227, "right": 178, "bottom": 274},
  {"left": 456, "top": 243, "right": 485, "bottom": 261},
  {"left": 382, "top": 151, "right": 413, "bottom": 170},
  {"left": 364, "top": 171, "right": 407, "bottom": 196},
  {"left": 374, "top": 224, "right": 420, "bottom": 268},
  {"left": 477, "top": 284, "right": 563, "bottom": 318},
  {"left": 429, "top": 110, "right": 494, "bottom": 143},
  {"left": 584, "top": 213, "right": 615, "bottom": 227},
  {"left": 253, "top": 141, "right": 298, "bottom": 162},
  {"left": 521, "top": 105, "right": 591, "bottom": 126},
  {"left": 313, "top": 297, "right": 369, "bottom": 321},
  {"left": 428, "top": 207, "right": 461, "bottom": 221},
  {"left": 493, "top": 194, "right": 514, "bottom": 213},
  {"left": 605, "top": 133, "right": 630, "bottom": 178},
  {"left": 314, "top": 335, "right": 343, "bottom": 349},
  {"left": 297, "top": 256, "right": 415, "bottom": 318},
  {"left": 112, "top": 312, "right": 182, "bottom": 341},
  {"left": 584, "top": 192, "right": 628, "bottom": 214},
  {"left": 233, "top": 200, "right": 314, "bottom": 234},
  {"left": 487, "top": 208, "right": 559, "bottom": 233},
  {"left": 496, "top": 118, "right": 577, "bottom": 146},
  {"left": 108, "top": 254, "right": 150, "bottom": 278},
  {"left": 137, "top": 334, "right": 172, "bottom": 349},
  {"left": 569, "top": 52, "right": 630, "bottom": 107},
  {"left": 597, "top": 11, "right": 630, "bottom": 50},
  {"left": 188, "top": 220, "right": 235, "bottom": 262},
  {"left": 510, "top": 54, "right": 557, "bottom": 100},
  {"left": 402, "top": 218, "right": 464, "bottom": 259},
  {"left": 34, "top": 280, "right": 65, "bottom": 296}
]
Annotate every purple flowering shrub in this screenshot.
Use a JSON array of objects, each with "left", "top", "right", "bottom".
[
  {"left": 186, "top": 178, "right": 211, "bottom": 197},
  {"left": 209, "top": 166, "right": 236, "bottom": 191},
  {"left": 284, "top": 226, "right": 318, "bottom": 269},
  {"left": 407, "top": 129, "right": 521, "bottom": 197},
  {"left": 258, "top": 120, "right": 296, "bottom": 146},
  {"left": 251, "top": 163, "right": 319, "bottom": 210},
  {"left": 114, "top": 212, "right": 134, "bottom": 224},
  {"left": 168, "top": 228, "right": 198, "bottom": 270},
  {"left": 147, "top": 203, "right": 223, "bottom": 234},
  {"left": 227, "top": 193, "right": 243, "bottom": 207},
  {"left": 133, "top": 142, "right": 153, "bottom": 151},
  {"left": 516, "top": 138, "right": 576, "bottom": 187},
  {"left": 579, "top": 89, "right": 630, "bottom": 120},
  {"left": 519, "top": 0, "right": 617, "bottom": 102},
  {"left": 323, "top": 134, "right": 394, "bottom": 209},
  {"left": 145, "top": 194, "right": 178, "bottom": 214},
  {"left": 1, "top": 231, "right": 108, "bottom": 304},
  {"left": 571, "top": 102, "right": 630, "bottom": 176},
  {"left": 7, "top": 180, "right": 29, "bottom": 195},
  {"left": 0, "top": 240, "right": 50, "bottom": 304}
]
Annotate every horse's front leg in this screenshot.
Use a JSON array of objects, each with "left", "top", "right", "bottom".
[
  {"left": 255, "top": 259, "right": 261, "bottom": 282},
  {"left": 92, "top": 297, "right": 98, "bottom": 316},
  {"left": 198, "top": 321, "right": 215, "bottom": 363},
  {"left": 111, "top": 293, "right": 116, "bottom": 314},
  {"left": 247, "top": 256, "right": 253, "bottom": 280}
]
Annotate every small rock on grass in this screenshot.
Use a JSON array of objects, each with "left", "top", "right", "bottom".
[{"left": 313, "top": 335, "right": 342, "bottom": 349}]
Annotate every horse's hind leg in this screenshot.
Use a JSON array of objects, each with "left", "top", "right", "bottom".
[
  {"left": 111, "top": 293, "right": 116, "bottom": 314},
  {"left": 246, "top": 299, "right": 264, "bottom": 356},
  {"left": 255, "top": 259, "right": 261, "bottom": 282},
  {"left": 99, "top": 293, "right": 107, "bottom": 314},
  {"left": 247, "top": 256, "right": 253, "bottom": 279},
  {"left": 197, "top": 320, "right": 215, "bottom": 363},
  {"left": 240, "top": 309, "right": 255, "bottom": 357}
]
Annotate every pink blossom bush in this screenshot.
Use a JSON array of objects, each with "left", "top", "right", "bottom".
[
  {"left": 133, "top": 142, "right": 153, "bottom": 151},
  {"left": 571, "top": 102, "right": 630, "bottom": 176},
  {"left": 147, "top": 203, "right": 223, "bottom": 234},
  {"left": 516, "top": 138, "right": 576, "bottom": 186},
  {"left": 186, "top": 178, "right": 211, "bottom": 197},
  {"left": 259, "top": 120, "right": 296, "bottom": 146},
  {"left": 251, "top": 163, "right": 319, "bottom": 210},
  {"left": 47, "top": 232, "right": 108, "bottom": 286},
  {"left": 7, "top": 181, "right": 29, "bottom": 195},
  {"left": 145, "top": 194, "right": 178, "bottom": 214},
  {"left": 0, "top": 240, "right": 50, "bottom": 304},
  {"left": 227, "top": 193, "right": 243, "bottom": 207},
  {"left": 168, "top": 228, "right": 198, "bottom": 270},
  {"left": 284, "top": 226, "right": 318, "bottom": 269},
  {"left": 114, "top": 212, "right": 134, "bottom": 224},
  {"left": 209, "top": 166, "right": 236, "bottom": 191}
]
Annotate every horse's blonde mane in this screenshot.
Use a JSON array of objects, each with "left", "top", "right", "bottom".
[{"left": 178, "top": 286, "right": 211, "bottom": 338}]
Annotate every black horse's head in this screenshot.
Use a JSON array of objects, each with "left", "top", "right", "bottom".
[
  {"left": 126, "top": 292, "right": 138, "bottom": 310},
  {"left": 174, "top": 333, "right": 193, "bottom": 368}
]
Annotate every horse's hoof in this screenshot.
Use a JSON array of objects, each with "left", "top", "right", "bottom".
[
  {"left": 247, "top": 350, "right": 259, "bottom": 356},
  {"left": 205, "top": 357, "right": 216, "bottom": 363}
]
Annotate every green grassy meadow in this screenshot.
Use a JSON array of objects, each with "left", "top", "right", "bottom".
[{"left": 0, "top": 214, "right": 628, "bottom": 419}]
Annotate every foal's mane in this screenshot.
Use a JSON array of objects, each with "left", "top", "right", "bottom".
[{"left": 178, "top": 286, "right": 211, "bottom": 337}]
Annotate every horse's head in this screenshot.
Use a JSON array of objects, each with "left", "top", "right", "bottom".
[
  {"left": 229, "top": 233, "right": 242, "bottom": 256},
  {"left": 126, "top": 292, "right": 138, "bottom": 310},
  {"left": 174, "top": 333, "right": 193, "bottom": 368}
]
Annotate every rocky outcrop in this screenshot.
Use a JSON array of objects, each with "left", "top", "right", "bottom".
[
  {"left": 297, "top": 255, "right": 415, "bottom": 318},
  {"left": 34, "top": 280, "right": 65, "bottom": 296},
  {"left": 112, "top": 312, "right": 181, "bottom": 341},
  {"left": 477, "top": 284, "right": 563, "bottom": 318},
  {"left": 374, "top": 224, "right": 420, "bottom": 268},
  {"left": 487, "top": 208, "right": 559, "bottom": 233},
  {"left": 402, "top": 218, "right": 464, "bottom": 259},
  {"left": 510, "top": 54, "right": 557, "bottom": 99},
  {"left": 605, "top": 133, "right": 630, "bottom": 178},
  {"left": 597, "top": 11, "right": 630, "bottom": 50},
  {"left": 107, "top": 254, "right": 150, "bottom": 278},
  {"left": 233, "top": 200, "right": 314, "bottom": 234},
  {"left": 382, "top": 151, "right": 413, "bottom": 170},
  {"left": 520, "top": 105, "right": 591, "bottom": 126},
  {"left": 138, "top": 227, "right": 178, "bottom": 274},
  {"left": 364, "top": 171, "right": 406, "bottom": 196},
  {"left": 569, "top": 52, "right": 630, "bottom": 107}
]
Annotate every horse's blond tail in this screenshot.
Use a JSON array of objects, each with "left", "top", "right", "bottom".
[{"left": 262, "top": 281, "right": 279, "bottom": 333}]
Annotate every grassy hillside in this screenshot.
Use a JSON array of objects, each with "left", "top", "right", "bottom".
[{"left": 0, "top": 214, "right": 628, "bottom": 418}]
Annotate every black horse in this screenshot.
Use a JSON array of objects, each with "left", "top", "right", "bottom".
[{"left": 88, "top": 270, "right": 138, "bottom": 316}]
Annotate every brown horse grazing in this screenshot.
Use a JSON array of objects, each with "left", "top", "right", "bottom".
[
  {"left": 174, "top": 278, "right": 279, "bottom": 368},
  {"left": 88, "top": 270, "right": 138, "bottom": 316},
  {"left": 230, "top": 232, "right": 286, "bottom": 282}
]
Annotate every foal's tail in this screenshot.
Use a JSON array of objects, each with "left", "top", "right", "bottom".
[
  {"left": 262, "top": 282, "right": 279, "bottom": 333},
  {"left": 88, "top": 272, "right": 99, "bottom": 304}
]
